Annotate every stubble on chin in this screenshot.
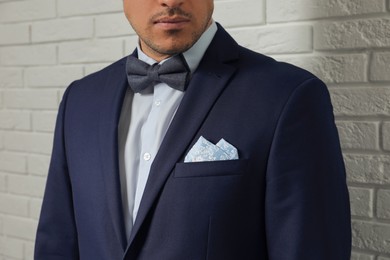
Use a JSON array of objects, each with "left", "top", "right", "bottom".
[{"left": 141, "top": 30, "right": 197, "bottom": 57}]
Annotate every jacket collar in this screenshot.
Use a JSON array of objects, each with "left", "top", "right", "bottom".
[{"left": 98, "top": 57, "right": 129, "bottom": 251}]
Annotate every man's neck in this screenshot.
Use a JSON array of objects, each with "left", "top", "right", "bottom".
[{"left": 137, "top": 21, "right": 218, "bottom": 74}]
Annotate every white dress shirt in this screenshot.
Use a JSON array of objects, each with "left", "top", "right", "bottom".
[{"left": 118, "top": 22, "right": 218, "bottom": 240}]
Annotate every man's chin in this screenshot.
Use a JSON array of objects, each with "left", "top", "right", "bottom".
[
  {"left": 140, "top": 35, "right": 195, "bottom": 60},
  {"left": 153, "top": 42, "right": 193, "bottom": 56}
]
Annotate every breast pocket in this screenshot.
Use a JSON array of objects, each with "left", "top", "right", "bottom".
[{"left": 174, "top": 159, "right": 249, "bottom": 178}]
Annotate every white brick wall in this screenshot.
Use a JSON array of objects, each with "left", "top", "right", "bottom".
[
  {"left": 0, "top": 0, "right": 56, "bottom": 23},
  {"left": 0, "top": 0, "right": 389, "bottom": 259}
]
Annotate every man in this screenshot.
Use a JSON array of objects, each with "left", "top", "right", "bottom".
[{"left": 35, "top": 0, "right": 351, "bottom": 259}]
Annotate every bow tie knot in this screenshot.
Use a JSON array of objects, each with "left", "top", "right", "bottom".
[
  {"left": 148, "top": 63, "right": 160, "bottom": 80},
  {"left": 126, "top": 53, "right": 190, "bottom": 93}
]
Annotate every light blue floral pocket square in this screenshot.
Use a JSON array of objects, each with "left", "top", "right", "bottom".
[{"left": 184, "top": 136, "right": 239, "bottom": 163}]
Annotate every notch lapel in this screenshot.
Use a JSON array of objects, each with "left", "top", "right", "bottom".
[
  {"left": 125, "top": 26, "right": 240, "bottom": 256},
  {"left": 98, "top": 58, "right": 129, "bottom": 251}
]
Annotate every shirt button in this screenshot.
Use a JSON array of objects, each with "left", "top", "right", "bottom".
[
  {"left": 143, "top": 152, "right": 151, "bottom": 161},
  {"left": 154, "top": 100, "right": 161, "bottom": 106}
]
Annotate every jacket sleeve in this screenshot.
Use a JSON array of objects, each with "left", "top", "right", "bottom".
[
  {"left": 265, "top": 78, "right": 351, "bottom": 259},
  {"left": 34, "top": 84, "right": 80, "bottom": 260}
]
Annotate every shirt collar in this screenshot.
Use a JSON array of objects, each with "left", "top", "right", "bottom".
[{"left": 136, "top": 21, "right": 218, "bottom": 74}]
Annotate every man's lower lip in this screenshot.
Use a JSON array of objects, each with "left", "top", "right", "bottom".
[{"left": 155, "top": 21, "right": 189, "bottom": 30}]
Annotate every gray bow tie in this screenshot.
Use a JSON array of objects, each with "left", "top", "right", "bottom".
[{"left": 126, "top": 53, "right": 190, "bottom": 93}]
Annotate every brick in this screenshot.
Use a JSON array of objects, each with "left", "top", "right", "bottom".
[
  {"left": 351, "top": 252, "right": 374, "bottom": 260},
  {"left": 3, "top": 216, "right": 37, "bottom": 240},
  {"left": 0, "top": 111, "right": 31, "bottom": 131},
  {"left": 344, "top": 154, "right": 390, "bottom": 184},
  {"left": 352, "top": 220, "right": 390, "bottom": 253},
  {"left": 278, "top": 54, "right": 367, "bottom": 84},
  {"left": 3, "top": 131, "right": 53, "bottom": 155},
  {"left": 29, "top": 198, "right": 43, "bottom": 219},
  {"left": 2, "top": 237, "right": 24, "bottom": 259},
  {"left": 27, "top": 154, "right": 50, "bottom": 177},
  {"left": 0, "top": 0, "right": 56, "bottom": 23},
  {"left": 0, "top": 23, "right": 29, "bottom": 45},
  {"left": 336, "top": 121, "right": 378, "bottom": 150},
  {"left": 377, "top": 189, "right": 390, "bottom": 219},
  {"left": 267, "top": 0, "right": 386, "bottom": 22},
  {"left": 228, "top": 25, "right": 312, "bottom": 54},
  {"left": 348, "top": 187, "right": 373, "bottom": 217},
  {"left": 8, "top": 174, "right": 46, "bottom": 198},
  {"left": 59, "top": 39, "right": 124, "bottom": 64},
  {"left": 315, "top": 18, "right": 390, "bottom": 50},
  {"left": 0, "top": 194, "right": 29, "bottom": 217},
  {"left": 24, "top": 241, "right": 35, "bottom": 260},
  {"left": 124, "top": 36, "right": 140, "bottom": 56},
  {"left": 0, "top": 152, "right": 27, "bottom": 174},
  {"left": 58, "top": 0, "right": 122, "bottom": 17},
  {"left": 32, "top": 111, "right": 57, "bottom": 133},
  {"left": 4, "top": 90, "right": 58, "bottom": 110},
  {"left": 383, "top": 122, "right": 390, "bottom": 151},
  {"left": 32, "top": 17, "right": 94, "bottom": 43},
  {"left": 0, "top": 236, "right": 4, "bottom": 255},
  {"left": 95, "top": 13, "right": 135, "bottom": 38},
  {"left": 0, "top": 68, "right": 23, "bottom": 88},
  {"left": 214, "top": 0, "right": 265, "bottom": 27},
  {"left": 0, "top": 45, "right": 56, "bottom": 66},
  {"left": 25, "top": 66, "right": 83, "bottom": 88},
  {"left": 0, "top": 172, "right": 6, "bottom": 192},
  {"left": 370, "top": 52, "right": 390, "bottom": 81},
  {"left": 0, "top": 130, "right": 3, "bottom": 150},
  {"left": 330, "top": 88, "right": 390, "bottom": 116}
]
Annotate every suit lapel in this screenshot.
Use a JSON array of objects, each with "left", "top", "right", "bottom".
[
  {"left": 125, "top": 25, "right": 240, "bottom": 254},
  {"left": 98, "top": 58, "right": 129, "bottom": 251}
]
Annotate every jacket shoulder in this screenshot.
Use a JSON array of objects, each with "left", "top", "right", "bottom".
[
  {"left": 73, "top": 56, "right": 127, "bottom": 87},
  {"left": 226, "top": 45, "right": 331, "bottom": 126},
  {"left": 237, "top": 46, "right": 317, "bottom": 85}
]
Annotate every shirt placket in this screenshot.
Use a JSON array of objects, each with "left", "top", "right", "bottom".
[{"left": 132, "top": 83, "right": 165, "bottom": 221}]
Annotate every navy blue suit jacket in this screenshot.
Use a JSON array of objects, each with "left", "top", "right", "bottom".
[{"left": 35, "top": 25, "right": 351, "bottom": 259}]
